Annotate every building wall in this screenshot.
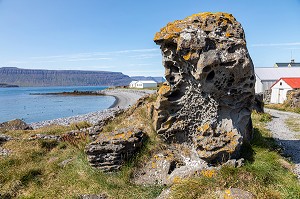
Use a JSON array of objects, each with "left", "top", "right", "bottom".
[
  {"left": 255, "top": 76, "right": 263, "bottom": 93},
  {"left": 255, "top": 76, "right": 276, "bottom": 93},
  {"left": 270, "top": 80, "right": 293, "bottom": 103},
  {"left": 136, "top": 82, "right": 157, "bottom": 88}
]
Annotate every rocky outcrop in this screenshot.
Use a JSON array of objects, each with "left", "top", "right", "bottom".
[
  {"left": 286, "top": 89, "right": 300, "bottom": 108},
  {"left": 85, "top": 128, "right": 145, "bottom": 172},
  {"left": 153, "top": 12, "right": 255, "bottom": 164},
  {"left": 253, "top": 93, "right": 264, "bottom": 113},
  {"left": 0, "top": 119, "right": 32, "bottom": 133}
]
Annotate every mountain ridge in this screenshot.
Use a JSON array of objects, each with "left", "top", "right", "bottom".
[{"left": 0, "top": 67, "right": 132, "bottom": 87}]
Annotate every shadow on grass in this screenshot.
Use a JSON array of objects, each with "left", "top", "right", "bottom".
[{"left": 240, "top": 127, "right": 281, "bottom": 163}]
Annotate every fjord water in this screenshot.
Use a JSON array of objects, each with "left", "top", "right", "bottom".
[{"left": 0, "top": 86, "right": 115, "bottom": 123}]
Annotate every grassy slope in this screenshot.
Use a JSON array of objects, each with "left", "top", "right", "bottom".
[
  {"left": 168, "top": 112, "right": 300, "bottom": 199},
  {"left": 0, "top": 100, "right": 162, "bottom": 199},
  {"left": 1, "top": 102, "right": 300, "bottom": 198}
]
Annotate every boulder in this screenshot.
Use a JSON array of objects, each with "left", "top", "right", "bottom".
[
  {"left": 0, "top": 134, "right": 12, "bottom": 145},
  {"left": 153, "top": 12, "right": 255, "bottom": 164},
  {"left": 0, "top": 119, "right": 32, "bottom": 133},
  {"left": 85, "top": 128, "right": 145, "bottom": 172}
]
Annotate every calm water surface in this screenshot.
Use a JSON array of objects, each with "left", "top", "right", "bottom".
[{"left": 0, "top": 86, "right": 115, "bottom": 123}]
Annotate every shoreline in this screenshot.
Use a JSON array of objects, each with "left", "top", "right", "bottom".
[
  {"left": 29, "top": 89, "right": 156, "bottom": 129},
  {"left": 108, "top": 95, "right": 119, "bottom": 109}
]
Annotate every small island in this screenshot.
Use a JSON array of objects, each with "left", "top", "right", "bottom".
[
  {"left": 0, "top": 83, "right": 19, "bottom": 88},
  {"left": 29, "top": 90, "right": 105, "bottom": 96}
]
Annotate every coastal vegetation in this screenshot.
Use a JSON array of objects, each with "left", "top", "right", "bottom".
[
  {"left": 1, "top": 100, "right": 300, "bottom": 198},
  {"left": 265, "top": 103, "right": 300, "bottom": 114}
]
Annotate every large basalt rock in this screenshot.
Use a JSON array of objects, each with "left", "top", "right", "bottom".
[
  {"left": 85, "top": 128, "right": 145, "bottom": 172},
  {"left": 153, "top": 12, "right": 255, "bottom": 163}
]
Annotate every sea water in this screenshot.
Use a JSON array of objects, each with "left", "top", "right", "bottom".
[{"left": 0, "top": 86, "right": 115, "bottom": 123}]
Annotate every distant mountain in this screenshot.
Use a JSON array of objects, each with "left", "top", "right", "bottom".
[
  {"left": 0, "top": 67, "right": 131, "bottom": 87},
  {"left": 131, "top": 76, "right": 165, "bottom": 83}
]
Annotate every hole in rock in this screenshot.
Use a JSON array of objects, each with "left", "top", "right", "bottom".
[
  {"left": 168, "top": 160, "right": 185, "bottom": 174},
  {"left": 169, "top": 76, "right": 175, "bottom": 82},
  {"left": 163, "top": 42, "right": 178, "bottom": 50},
  {"left": 220, "top": 61, "right": 236, "bottom": 67},
  {"left": 249, "top": 83, "right": 254, "bottom": 88},
  {"left": 228, "top": 44, "right": 243, "bottom": 53},
  {"left": 204, "top": 38, "right": 216, "bottom": 52},
  {"left": 202, "top": 66, "right": 212, "bottom": 73},
  {"left": 206, "top": 70, "right": 215, "bottom": 81},
  {"left": 250, "top": 75, "right": 255, "bottom": 80},
  {"left": 168, "top": 89, "right": 184, "bottom": 101}
]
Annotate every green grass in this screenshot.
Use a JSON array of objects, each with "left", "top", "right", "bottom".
[
  {"left": 1, "top": 103, "right": 300, "bottom": 199},
  {"left": 169, "top": 112, "right": 300, "bottom": 199},
  {"left": 265, "top": 104, "right": 300, "bottom": 114},
  {"left": 285, "top": 117, "right": 300, "bottom": 132},
  {"left": 0, "top": 98, "right": 163, "bottom": 199}
]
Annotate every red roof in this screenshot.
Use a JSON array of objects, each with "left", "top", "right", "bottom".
[{"left": 273, "top": 78, "right": 300, "bottom": 89}]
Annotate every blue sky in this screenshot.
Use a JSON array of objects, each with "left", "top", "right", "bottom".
[{"left": 0, "top": 0, "right": 299, "bottom": 76}]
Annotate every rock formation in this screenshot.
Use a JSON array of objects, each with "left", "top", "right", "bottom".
[
  {"left": 153, "top": 12, "right": 255, "bottom": 164},
  {"left": 85, "top": 128, "right": 145, "bottom": 172},
  {"left": 0, "top": 119, "right": 32, "bottom": 133}
]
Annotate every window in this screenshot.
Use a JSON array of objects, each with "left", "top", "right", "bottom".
[{"left": 280, "top": 82, "right": 282, "bottom": 86}]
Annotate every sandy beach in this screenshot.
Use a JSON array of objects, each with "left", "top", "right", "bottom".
[{"left": 30, "top": 89, "right": 156, "bottom": 129}]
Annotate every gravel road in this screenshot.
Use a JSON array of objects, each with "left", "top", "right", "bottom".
[{"left": 265, "top": 108, "right": 300, "bottom": 180}]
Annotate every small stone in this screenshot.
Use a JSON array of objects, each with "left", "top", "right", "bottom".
[
  {"left": 78, "top": 193, "right": 109, "bottom": 199},
  {"left": 29, "top": 134, "right": 60, "bottom": 141},
  {"left": 156, "top": 188, "right": 171, "bottom": 199},
  {"left": 58, "top": 158, "right": 74, "bottom": 168},
  {"left": 0, "top": 147, "right": 11, "bottom": 156},
  {"left": 0, "top": 134, "right": 12, "bottom": 145},
  {"left": 219, "top": 188, "right": 254, "bottom": 199}
]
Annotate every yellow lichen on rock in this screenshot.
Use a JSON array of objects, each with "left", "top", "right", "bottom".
[
  {"left": 201, "top": 169, "right": 217, "bottom": 178},
  {"left": 158, "top": 84, "right": 171, "bottom": 95},
  {"left": 197, "top": 123, "right": 210, "bottom": 132},
  {"left": 183, "top": 52, "right": 192, "bottom": 60},
  {"left": 172, "top": 176, "right": 182, "bottom": 184}
]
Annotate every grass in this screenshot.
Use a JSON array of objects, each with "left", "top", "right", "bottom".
[
  {"left": 168, "top": 112, "right": 300, "bottom": 199},
  {"left": 285, "top": 117, "right": 300, "bottom": 132},
  {"left": 265, "top": 103, "right": 300, "bottom": 114},
  {"left": 1, "top": 100, "right": 300, "bottom": 198},
  {"left": 0, "top": 96, "right": 163, "bottom": 199}
]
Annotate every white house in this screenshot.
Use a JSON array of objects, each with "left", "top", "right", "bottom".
[
  {"left": 270, "top": 78, "right": 300, "bottom": 104},
  {"left": 135, "top": 80, "right": 157, "bottom": 88},
  {"left": 255, "top": 67, "right": 300, "bottom": 93},
  {"left": 129, "top": 81, "right": 138, "bottom": 88}
]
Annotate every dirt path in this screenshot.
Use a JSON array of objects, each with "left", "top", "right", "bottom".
[{"left": 265, "top": 108, "right": 300, "bottom": 180}]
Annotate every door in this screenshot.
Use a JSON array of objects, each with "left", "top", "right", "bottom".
[{"left": 278, "top": 89, "right": 284, "bottom": 103}]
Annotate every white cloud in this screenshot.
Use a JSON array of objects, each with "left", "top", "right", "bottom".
[{"left": 251, "top": 42, "right": 300, "bottom": 47}]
